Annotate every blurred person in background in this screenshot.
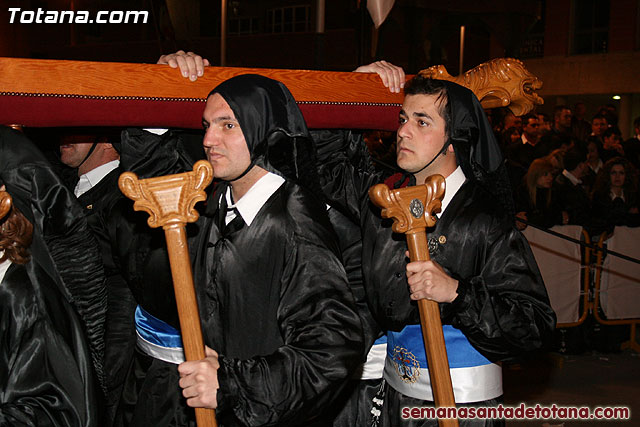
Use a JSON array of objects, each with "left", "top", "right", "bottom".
[
  {"left": 600, "top": 128, "right": 625, "bottom": 163},
  {"left": 553, "top": 147, "right": 591, "bottom": 227},
  {"left": 583, "top": 139, "right": 603, "bottom": 192},
  {"left": 515, "top": 158, "right": 565, "bottom": 230},
  {"left": 591, "top": 157, "right": 640, "bottom": 235}
]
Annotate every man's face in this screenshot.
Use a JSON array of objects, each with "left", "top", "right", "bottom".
[
  {"left": 59, "top": 135, "right": 94, "bottom": 168},
  {"left": 557, "top": 109, "right": 572, "bottom": 128},
  {"left": 537, "top": 114, "right": 551, "bottom": 132},
  {"left": 396, "top": 94, "right": 453, "bottom": 180},
  {"left": 575, "top": 161, "right": 588, "bottom": 179},
  {"left": 522, "top": 117, "right": 540, "bottom": 140},
  {"left": 202, "top": 94, "right": 251, "bottom": 181},
  {"left": 504, "top": 114, "right": 522, "bottom": 132},
  {"left": 603, "top": 133, "right": 621, "bottom": 149},
  {"left": 592, "top": 118, "right": 608, "bottom": 136}
]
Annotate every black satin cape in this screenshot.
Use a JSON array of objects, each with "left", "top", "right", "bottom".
[
  {"left": 73, "top": 165, "right": 138, "bottom": 427},
  {"left": 0, "top": 126, "right": 107, "bottom": 426},
  {"left": 192, "top": 180, "right": 364, "bottom": 426},
  {"left": 314, "top": 79, "right": 556, "bottom": 363},
  {"left": 105, "top": 129, "right": 204, "bottom": 427}
]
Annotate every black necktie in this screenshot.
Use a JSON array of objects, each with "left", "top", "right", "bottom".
[
  {"left": 216, "top": 191, "right": 244, "bottom": 235},
  {"left": 224, "top": 207, "right": 245, "bottom": 234}
]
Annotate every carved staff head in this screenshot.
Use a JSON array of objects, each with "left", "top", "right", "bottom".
[
  {"left": 369, "top": 174, "right": 446, "bottom": 234},
  {"left": 119, "top": 160, "right": 213, "bottom": 229}
]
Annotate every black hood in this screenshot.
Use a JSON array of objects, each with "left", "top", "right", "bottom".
[
  {"left": 0, "top": 126, "right": 108, "bottom": 392},
  {"left": 209, "top": 74, "right": 322, "bottom": 197},
  {"left": 441, "top": 80, "right": 503, "bottom": 174},
  {"left": 440, "top": 80, "right": 514, "bottom": 215}
]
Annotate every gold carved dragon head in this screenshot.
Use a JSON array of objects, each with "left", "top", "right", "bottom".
[{"left": 419, "top": 58, "right": 543, "bottom": 116}]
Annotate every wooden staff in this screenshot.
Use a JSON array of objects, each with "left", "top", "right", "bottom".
[
  {"left": 119, "top": 160, "right": 218, "bottom": 427},
  {"left": 369, "top": 174, "right": 458, "bottom": 427}
]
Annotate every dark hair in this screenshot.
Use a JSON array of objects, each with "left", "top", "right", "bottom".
[
  {"left": 526, "top": 158, "right": 555, "bottom": 208},
  {"left": 593, "top": 157, "right": 638, "bottom": 197},
  {"left": 522, "top": 113, "right": 538, "bottom": 125},
  {"left": 586, "top": 138, "right": 603, "bottom": 158},
  {"left": 58, "top": 128, "right": 122, "bottom": 154},
  {"left": 633, "top": 116, "right": 640, "bottom": 129},
  {"left": 563, "top": 147, "right": 587, "bottom": 171},
  {"left": 591, "top": 113, "right": 608, "bottom": 124},
  {"left": 404, "top": 75, "right": 451, "bottom": 138},
  {"left": 0, "top": 204, "right": 33, "bottom": 264},
  {"left": 553, "top": 105, "right": 570, "bottom": 118},
  {"left": 537, "top": 112, "right": 550, "bottom": 123},
  {"left": 603, "top": 127, "right": 621, "bottom": 139}
]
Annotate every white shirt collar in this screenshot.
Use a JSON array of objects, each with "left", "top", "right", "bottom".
[
  {"left": 440, "top": 166, "right": 466, "bottom": 214},
  {"left": 144, "top": 128, "right": 169, "bottom": 135},
  {"left": 610, "top": 189, "right": 625, "bottom": 202},
  {"left": 589, "top": 159, "right": 603, "bottom": 173},
  {"left": 521, "top": 134, "right": 532, "bottom": 145},
  {"left": 562, "top": 169, "right": 582, "bottom": 186},
  {"left": 0, "top": 257, "right": 11, "bottom": 284},
  {"left": 224, "top": 172, "right": 285, "bottom": 226},
  {"left": 74, "top": 159, "right": 120, "bottom": 197}
]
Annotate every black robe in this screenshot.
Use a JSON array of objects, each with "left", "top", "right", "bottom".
[
  {"left": 0, "top": 262, "right": 98, "bottom": 427},
  {"left": 114, "top": 180, "right": 365, "bottom": 427},
  {"left": 189, "top": 180, "right": 364, "bottom": 426},
  {"left": 316, "top": 135, "right": 555, "bottom": 360},
  {"left": 315, "top": 125, "right": 556, "bottom": 427},
  {"left": 104, "top": 130, "right": 198, "bottom": 427},
  {"left": 591, "top": 190, "right": 640, "bottom": 234},
  {"left": 76, "top": 167, "right": 138, "bottom": 426},
  {"left": 0, "top": 126, "right": 107, "bottom": 427}
]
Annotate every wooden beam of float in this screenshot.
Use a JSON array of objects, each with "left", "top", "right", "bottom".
[
  {"left": 118, "top": 160, "right": 217, "bottom": 427},
  {"left": 0, "top": 57, "right": 403, "bottom": 130},
  {"left": 0, "top": 57, "right": 542, "bottom": 130}
]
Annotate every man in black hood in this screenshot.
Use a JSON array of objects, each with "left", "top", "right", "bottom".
[
  {"left": 315, "top": 73, "right": 556, "bottom": 426},
  {"left": 121, "top": 74, "right": 364, "bottom": 427}
]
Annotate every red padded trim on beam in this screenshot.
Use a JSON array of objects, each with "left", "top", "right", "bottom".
[{"left": 1, "top": 95, "right": 400, "bottom": 131}]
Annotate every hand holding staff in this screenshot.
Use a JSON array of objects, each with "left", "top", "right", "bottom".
[
  {"left": 369, "top": 174, "right": 459, "bottom": 427},
  {"left": 119, "top": 160, "right": 218, "bottom": 427}
]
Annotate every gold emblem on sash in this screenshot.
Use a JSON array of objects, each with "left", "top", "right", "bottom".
[{"left": 391, "top": 346, "right": 421, "bottom": 383}]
